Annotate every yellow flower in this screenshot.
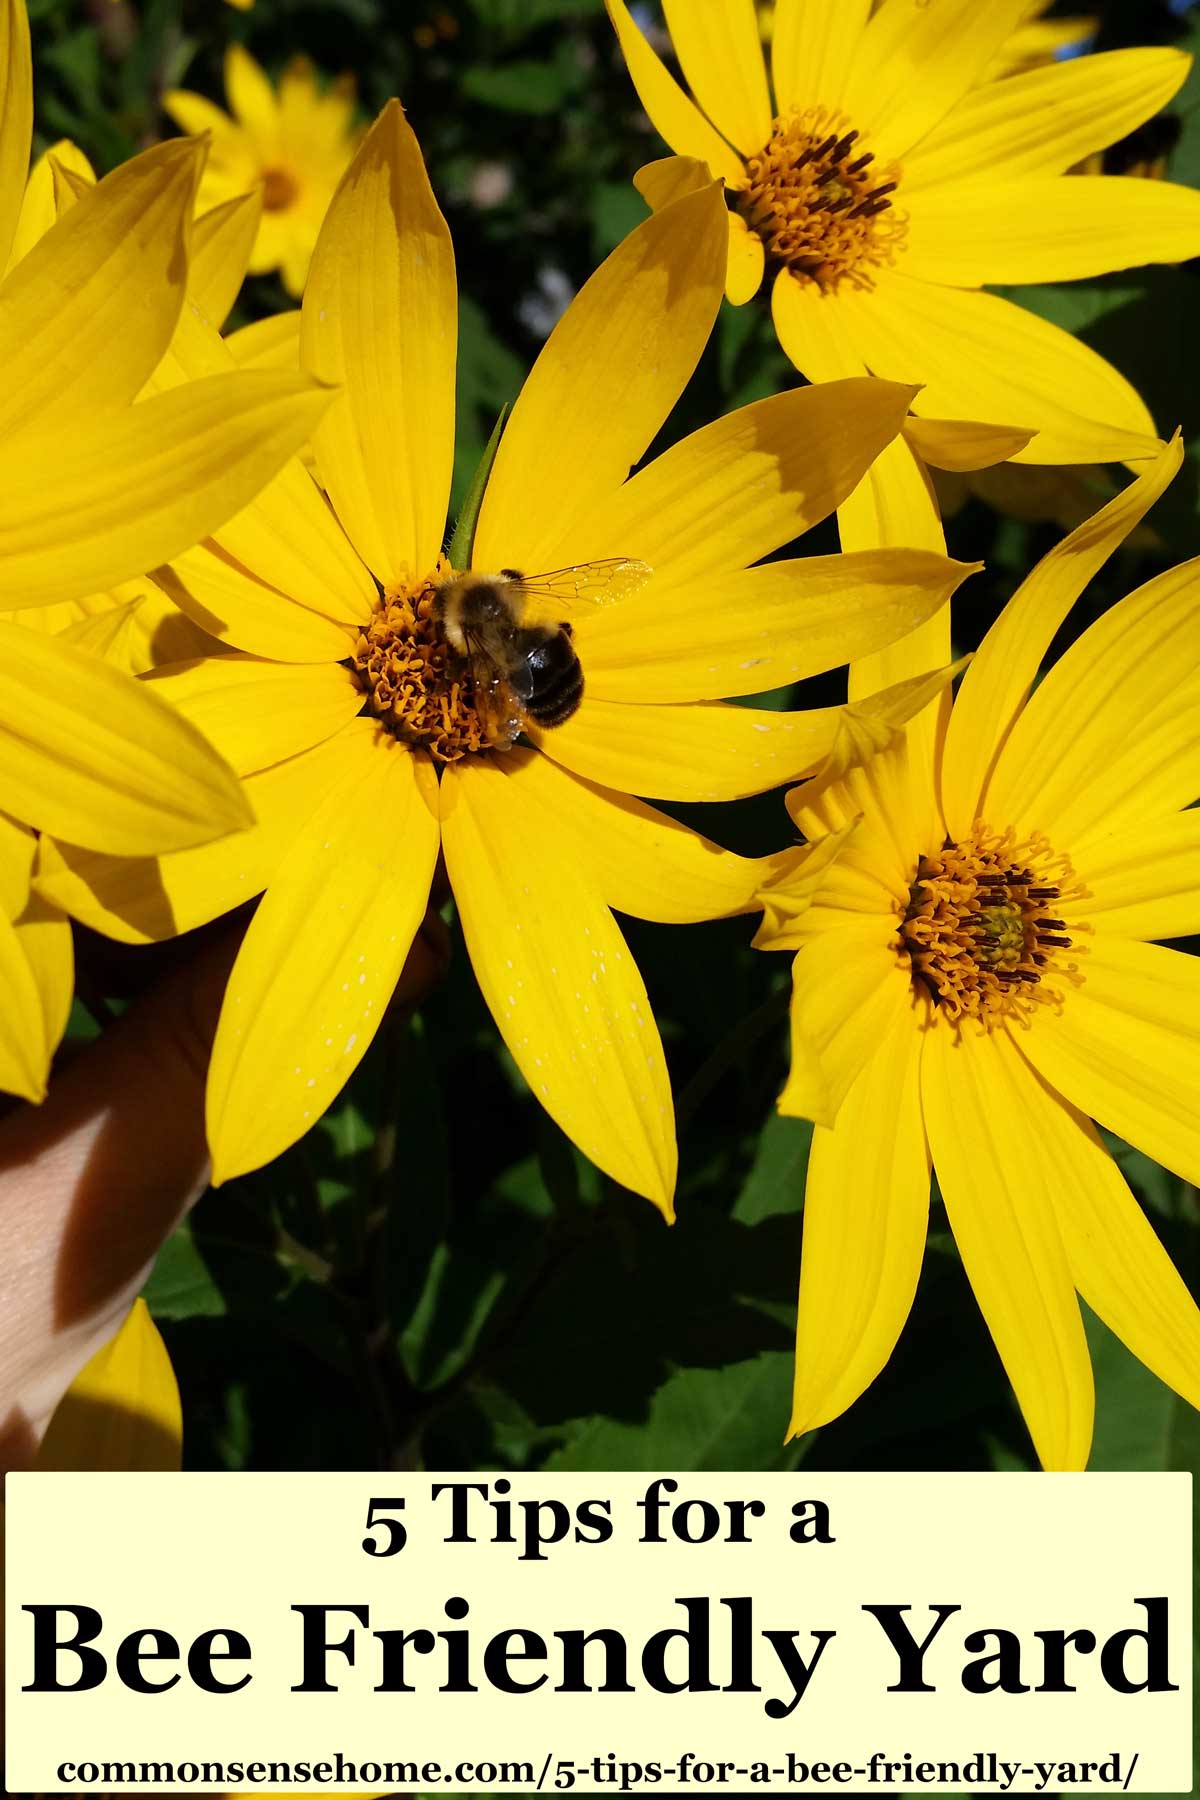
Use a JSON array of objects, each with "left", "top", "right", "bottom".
[
  {"left": 755, "top": 439, "right": 1200, "bottom": 1471},
  {"left": 0, "top": 0, "right": 332, "bottom": 1102},
  {"left": 164, "top": 46, "right": 363, "bottom": 298},
  {"left": 607, "top": 0, "right": 1196, "bottom": 467},
  {"left": 37, "top": 102, "right": 973, "bottom": 1211}
]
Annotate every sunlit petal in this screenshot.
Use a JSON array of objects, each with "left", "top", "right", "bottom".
[
  {"left": 790, "top": 1015, "right": 929, "bottom": 1438},
  {"left": 302, "top": 101, "right": 456, "bottom": 584},
  {"left": 0, "top": 370, "right": 332, "bottom": 611},
  {"left": 208, "top": 727, "right": 440, "bottom": 1183},
  {"left": 944, "top": 440, "right": 1182, "bottom": 840},
  {"left": 1021, "top": 936, "right": 1200, "bottom": 1190},
  {"left": 35, "top": 1300, "right": 182, "bottom": 1473},
  {"left": 604, "top": 0, "right": 744, "bottom": 186},
  {"left": 441, "top": 753, "right": 676, "bottom": 1214},
  {"left": 660, "top": 0, "right": 771, "bottom": 157},
  {"left": 922, "top": 1023, "right": 1093, "bottom": 1471},
  {"left": 474, "top": 184, "right": 727, "bottom": 575}
]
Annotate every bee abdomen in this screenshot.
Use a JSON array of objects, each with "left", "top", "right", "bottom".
[{"left": 523, "top": 632, "right": 584, "bottom": 728}]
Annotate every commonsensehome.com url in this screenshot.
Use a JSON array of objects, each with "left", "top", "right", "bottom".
[{"left": 50, "top": 1749, "right": 1143, "bottom": 1793}]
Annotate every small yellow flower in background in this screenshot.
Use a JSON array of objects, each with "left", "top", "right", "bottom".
[
  {"left": 35, "top": 1300, "right": 182, "bottom": 1473},
  {"left": 607, "top": 0, "right": 1198, "bottom": 476},
  {"left": 755, "top": 439, "right": 1200, "bottom": 1472},
  {"left": 164, "top": 45, "right": 363, "bottom": 297},
  {"left": 36, "top": 102, "right": 975, "bottom": 1213},
  {"left": 0, "top": 0, "right": 334, "bottom": 1102}
]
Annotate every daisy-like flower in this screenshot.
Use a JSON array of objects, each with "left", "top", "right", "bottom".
[
  {"left": 36, "top": 102, "right": 973, "bottom": 1211},
  {"left": 164, "top": 46, "right": 363, "bottom": 298},
  {"left": 0, "top": 0, "right": 331, "bottom": 1102},
  {"left": 755, "top": 439, "right": 1200, "bottom": 1471},
  {"left": 607, "top": 0, "right": 1199, "bottom": 468}
]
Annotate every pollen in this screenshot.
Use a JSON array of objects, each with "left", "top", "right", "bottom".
[
  {"left": 739, "top": 106, "right": 906, "bottom": 290},
  {"left": 899, "top": 824, "right": 1091, "bottom": 1031},
  {"left": 261, "top": 167, "right": 300, "bottom": 211},
  {"left": 352, "top": 560, "right": 498, "bottom": 763}
]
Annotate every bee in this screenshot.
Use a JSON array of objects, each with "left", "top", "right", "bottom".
[{"left": 432, "top": 558, "right": 652, "bottom": 742}]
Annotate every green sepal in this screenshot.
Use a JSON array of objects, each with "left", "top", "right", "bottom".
[{"left": 447, "top": 403, "right": 509, "bottom": 571}]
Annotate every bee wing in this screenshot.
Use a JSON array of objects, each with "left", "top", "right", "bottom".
[{"left": 517, "top": 557, "right": 653, "bottom": 625}]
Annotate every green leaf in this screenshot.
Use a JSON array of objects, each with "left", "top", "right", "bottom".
[
  {"left": 448, "top": 404, "right": 509, "bottom": 569},
  {"left": 461, "top": 59, "right": 577, "bottom": 116},
  {"left": 547, "top": 1352, "right": 801, "bottom": 1470}
]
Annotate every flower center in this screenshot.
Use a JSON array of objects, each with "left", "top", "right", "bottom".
[
  {"left": 352, "top": 562, "right": 518, "bottom": 764},
  {"left": 899, "top": 824, "right": 1089, "bottom": 1030},
  {"left": 739, "top": 106, "right": 906, "bottom": 291},
  {"left": 261, "top": 166, "right": 299, "bottom": 211}
]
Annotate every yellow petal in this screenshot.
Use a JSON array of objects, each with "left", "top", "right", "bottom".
[
  {"left": 57, "top": 595, "right": 143, "bottom": 664},
  {"left": 790, "top": 1015, "right": 929, "bottom": 1437},
  {"left": 208, "top": 727, "right": 440, "bottom": 1183},
  {"left": 531, "top": 697, "right": 852, "bottom": 803},
  {"left": 0, "top": 0, "right": 32, "bottom": 276},
  {"left": 581, "top": 547, "right": 973, "bottom": 703},
  {"left": 634, "top": 152, "right": 717, "bottom": 214},
  {"left": 789, "top": 708, "right": 945, "bottom": 903},
  {"left": 904, "top": 49, "right": 1192, "bottom": 192},
  {"left": 902, "top": 416, "right": 1034, "bottom": 473},
  {"left": 725, "top": 209, "right": 765, "bottom": 304},
  {"left": 838, "top": 437, "right": 952, "bottom": 805},
  {"left": 770, "top": 264, "right": 866, "bottom": 384},
  {"left": 842, "top": 0, "right": 1033, "bottom": 163},
  {"left": 1073, "top": 810, "right": 1200, "bottom": 943},
  {"left": 921, "top": 1024, "right": 1094, "bottom": 1471},
  {"left": 226, "top": 309, "right": 302, "bottom": 369},
  {"left": 473, "top": 183, "right": 727, "bottom": 575},
  {"left": 145, "top": 655, "right": 364, "bottom": 777},
  {"left": 36, "top": 728, "right": 355, "bottom": 944},
  {"left": 1011, "top": 1055, "right": 1200, "bottom": 1417},
  {"left": 34, "top": 1300, "right": 182, "bottom": 1472},
  {"left": 1021, "top": 936, "right": 1200, "bottom": 1190},
  {"left": 536, "top": 649, "right": 957, "bottom": 805},
  {"left": 302, "top": 100, "right": 456, "bottom": 583},
  {"left": 604, "top": 0, "right": 744, "bottom": 186},
  {"left": 0, "top": 369, "right": 333, "bottom": 611},
  {"left": 834, "top": 269, "right": 1161, "bottom": 466},
  {"left": 0, "top": 902, "right": 48, "bottom": 1101},
  {"left": 0, "top": 619, "right": 251, "bottom": 854},
  {"left": 157, "top": 547, "right": 357, "bottom": 664},
  {"left": 440, "top": 753, "right": 676, "bottom": 1214},
  {"left": 162, "top": 85, "right": 243, "bottom": 153},
  {"left": 190, "top": 188, "right": 262, "bottom": 328},
  {"left": 660, "top": 0, "right": 771, "bottom": 157},
  {"left": 753, "top": 817, "right": 870, "bottom": 952},
  {"left": 495, "top": 748, "right": 775, "bottom": 923},
  {"left": 15, "top": 889, "right": 73, "bottom": 1069},
  {"left": 903, "top": 175, "right": 1200, "bottom": 287},
  {"left": 986, "top": 555, "right": 1200, "bottom": 849},
  {"left": 560, "top": 376, "right": 916, "bottom": 587},
  {"left": 0, "top": 807, "right": 34, "bottom": 918},
  {"left": 0, "top": 138, "right": 201, "bottom": 432},
  {"left": 5, "top": 138, "right": 93, "bottom": 275},
  {"left": 771, "top": 0, "right": 872, "bottom": 114},
  {"left": 147, "top": 299, "right": 377, "bottom": 633},
  {"left": 779, "top": 922, "right": 917, "bottom": 1128},
  {"left": 225, "top": 43, "right": 279, "bottom": 141},
  {"left": 943, "top": 438, "right": 1181, "bottom": 841}
]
